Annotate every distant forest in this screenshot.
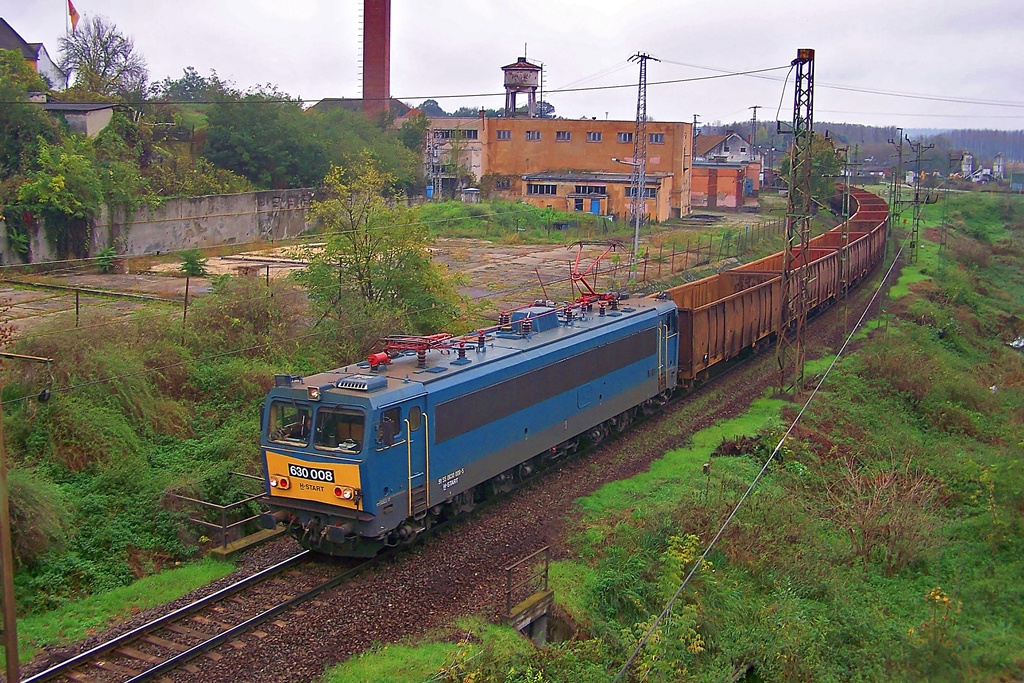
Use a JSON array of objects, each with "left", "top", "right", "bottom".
[{"left": 706, "top": 121, "right": 1024, "bottom": 173}]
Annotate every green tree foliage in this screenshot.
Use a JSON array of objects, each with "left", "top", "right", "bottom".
[
  {"left": 398, "top": 110, "right": 429, "bottom": 156},
  {"left": 204, "top": 92, "right": 421, "bottom": 191},
  {"left": 153, "top": 66, "right": 231, "bottom": 102},
  {"left": 778, "top": 133, "right": 843, "bottom": 209},
  {"left": 203, "top": 89, "right": 327, "bottom": 188},
  {"left": 58, "top": 15, "right": 148, "bottom": 98},
  {"left": 313, "top": 107, "right": 421, "bottom": 190},
  {"left": 178, "top": 248, "right": 208, "bottom": 276},
  {"left": 17, "top": 136, "right": 103, "bottom": 222},
  {"left": 0, "top": 49, "right": 58, "bottom": 182},
  {"left": 296, "top": 153, "right": 465, "bottom": 334}
]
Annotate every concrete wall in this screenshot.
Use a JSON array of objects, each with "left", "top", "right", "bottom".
[{"left": 94, "top": 188, "right": 314, "bottom": 257}]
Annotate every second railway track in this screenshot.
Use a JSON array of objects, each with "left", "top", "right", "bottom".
[{"left": 23, "top": 550, "right": 368, "bottom": 683}]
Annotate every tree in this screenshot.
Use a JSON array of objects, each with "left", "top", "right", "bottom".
[
  {"left": 295, "top": 152, "right": 464, "bottom": 334},
  {"left": 398, "top": 111, "right": 429, "bottom": 156},
  {"left": 419, "top": 99, "right": 448, "bottom": 117},
  {"left": 16, "top": 137, "right": 103, "bottom": 258},
  {"left": 154, "top": 67, "right": 232, "bottom": 102},
  {"left": 58, "top": 15, "right": 148, "bottom": 97},
  {"left": 0, "top": 50, "right": 58, "bottom": 181},
  {"left": 778, "top": 133, "right": 844, "bottom": 209},
  {"left": 203, "top": 88, "right": 327, "bottom": 189}
]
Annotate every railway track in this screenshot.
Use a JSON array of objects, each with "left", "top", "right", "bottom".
[{"left": 23, "top": 551, "right": 369, "bottom": 683}]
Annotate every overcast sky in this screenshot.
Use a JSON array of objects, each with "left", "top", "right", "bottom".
[{"left": 7, "top": 1, "right": 1024, "bottom": 131}]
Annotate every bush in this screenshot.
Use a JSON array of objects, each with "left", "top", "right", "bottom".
[
  {"left": 179, "top": 249, "right": 208, "bottom": 276},
  {"left": 8, "top": 468, "right": 70, "bottom": 566}
]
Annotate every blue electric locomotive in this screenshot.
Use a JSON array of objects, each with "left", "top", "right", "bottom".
[{"left": 260, "top": 296, "right": 678, "bottom": 556}]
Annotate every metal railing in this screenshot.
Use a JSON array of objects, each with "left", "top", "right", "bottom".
[
  {"left": 504, "top": 546, "right": 551, "bottom": 616},
  {"left": 165, "top": 472, "right": 267, "bottom": 549}
]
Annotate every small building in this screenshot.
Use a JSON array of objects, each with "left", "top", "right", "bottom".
[
  {"left": 39, "top": 101, "right": 115, "bottom": 137},
  {"left": 518, "top": 171, "right": 670, "bottom": 221},
  {"left": 691, "top": 161, "right": 760, "bottom": 211},
  {"left": 0, "top": 18, "right": 63, "bottom": 89},
  {"left": 694, "top": 131, "right": 753, "bottom": 163}
]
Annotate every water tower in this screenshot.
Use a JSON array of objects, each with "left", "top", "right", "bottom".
[{"left": 502, "top": 57, "right": 542, "bottom": 118}]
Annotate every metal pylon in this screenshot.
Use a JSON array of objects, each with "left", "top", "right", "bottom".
[
  {"left": 629, "top": 52, "right": 658, "bottom": 279},
  {"left": 777, "top": 48, "right": 814, "bottom": 395}
]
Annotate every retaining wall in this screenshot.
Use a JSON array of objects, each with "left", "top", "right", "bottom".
[
  {"left": 95, "top": 188, "right": 314, "bottom": 256},
  {"left": 0, "top": 188, "right": 315, "bottom": 265}
]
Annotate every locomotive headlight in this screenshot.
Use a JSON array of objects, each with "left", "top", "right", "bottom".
[
  {"left": 270, "top": 477, "right": 278, "bottom": 487},
  {"left": 334, "top": 486, "right": 357, "bottom": 500},
  {"left": 307, "top": 386, "right": 321, "bottom": 401}
]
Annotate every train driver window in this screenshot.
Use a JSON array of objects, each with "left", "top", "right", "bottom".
[
  {"left": 314, "top": 407, "right": 365, "bottom": 453},
  {"left": 268, "top": 401, "right": 312, "bottom": 444},
  {"left": 378, "top": 407, "right": 401, "bottom": 447}
]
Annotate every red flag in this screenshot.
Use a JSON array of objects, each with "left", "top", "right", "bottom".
[{"left": 68, "top": 0, "right": 80, "bottom": 32}]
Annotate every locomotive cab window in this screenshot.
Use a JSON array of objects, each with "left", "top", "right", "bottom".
[
  {"left": 378, "top": 407, "right": 402, "bottom": 447},
  {"left": 314, "top": 407, "right": 365, "bottom": 453},
  {"left": 268, "top": 401, "right": 312, "bottom": 444}
]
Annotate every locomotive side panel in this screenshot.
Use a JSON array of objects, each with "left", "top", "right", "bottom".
[{"left": 426, "top": 310, "right": 676, "bottom": 504}]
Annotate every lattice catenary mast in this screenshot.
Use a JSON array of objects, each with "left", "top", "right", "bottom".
[
  {"left": 629, "top": 52, "right": 658, "bottom": 280},
  {"left": 777, "top": 48, "right": 815, "bottom": 395}
]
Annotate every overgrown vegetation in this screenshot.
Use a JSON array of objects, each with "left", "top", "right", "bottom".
[{"left": 321, "top": 191, "right": 1024, "bottom": 681}]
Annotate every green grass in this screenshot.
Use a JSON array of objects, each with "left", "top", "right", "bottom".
[
  {"left": 573, "top": 397, "right": 784, "bottom": 521},
  {"left": 8, "top": 557, "right": 233, "bottom": 666},
  {"left": 321, "top": 619, "right": 532, "bottom": 683}
]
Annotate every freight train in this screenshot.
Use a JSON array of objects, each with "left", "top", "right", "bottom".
[{"left": 258, "top": 186, "right": 889, "bottom": 556}]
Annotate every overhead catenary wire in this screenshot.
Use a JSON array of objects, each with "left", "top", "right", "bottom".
[{"left": 612, "top": 225, "right": 913, "bottom": 683}]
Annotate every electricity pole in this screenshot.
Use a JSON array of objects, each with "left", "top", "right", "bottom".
[
  {"left": 777, "top": 48, "right": 815, "bottom": 396},
  {"left": 887, "top": 127, "right": 905, "bottom": 239},
  {"left": 907, "top": 137, "right": 934, "bottom": 263},
  {"left": 628, "top": 52, "right": 659, "bottom": 281},
  {"left": 748, "top": 104, "right": 761, "bottom": 157}
]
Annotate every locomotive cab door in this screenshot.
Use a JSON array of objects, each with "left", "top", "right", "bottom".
[{"left": 380, "top": 397, "right": 432, "bottom": 516}]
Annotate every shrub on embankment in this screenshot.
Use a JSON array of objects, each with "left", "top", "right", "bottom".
[{"left": 0, "top": 276, "right": 364, "bottom": 613}]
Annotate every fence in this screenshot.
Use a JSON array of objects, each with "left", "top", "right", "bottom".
[
  {"left": 164, "top": 472, "right": 267, "bottom": 550},
  {"left": 504, "top": 546, "right": 551, "bottom": 616}
]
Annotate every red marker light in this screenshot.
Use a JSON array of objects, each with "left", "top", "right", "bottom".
[{"left": 278, "top": 477, "right": 290, "bottom": 490}]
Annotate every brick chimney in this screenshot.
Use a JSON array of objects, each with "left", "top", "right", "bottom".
[{"left": 362, "top": 0, "right": 390, "bottom": 117}]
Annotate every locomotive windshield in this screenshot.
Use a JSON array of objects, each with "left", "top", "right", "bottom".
[
  {"left": 314, "top": 407, "right": 365, "bottom": 454},
  {"left": 268, "top": 401, "right": 311, "bottom": 445}
]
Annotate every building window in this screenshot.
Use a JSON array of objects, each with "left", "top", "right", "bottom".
[
  {"left": 574, "top": 198, "right": 584, "bottom": 212},
  {"left": 496, "top": 129, "right": 511, "bottom": 141},
  {"left": 494, "top": 177, "right": 511, "bottom": 190},
  {"left": 625, "top": 187, "right": 657, "bottom": 198},
  {"left": 586, "top": 131, "right": 603, "bottom": 143},
  {"left": 556, "top": 130, "right": 571, "bottom": 142},
  {"left": 526, "top": 130, "right": 541, "bottom": 141},
  {"left": 527, "top": 183, "right": 557, "bottom": 195},
  {"left": 724, "top": 146, "right": 730, "bottom": 152},
  {"left": 574, "top": 185, "right": 607, "bottom": 195},
  {"left": 740, "top": 146, "right": 747, "bottom": 152},
  {"left": 435, "top": 129, "right": 478, "bottom": 140},
  {"left": 617, "top": 132, "right": 633, "bottom": 143},
  {"left": 649, "top": 133, "right": 665, "bottom": 144}
]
